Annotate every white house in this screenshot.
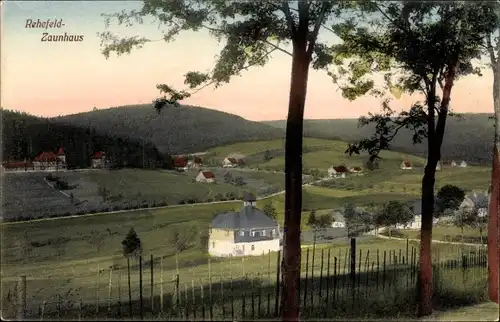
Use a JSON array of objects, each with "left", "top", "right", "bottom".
[
  {"left": 2, "top": 160, "right": 35, "bottom": 172},
  {"left": 91, "top": 151, "right": 106, "bottom": 168},
  {"left": 435, "top": 161, "right": 442, "bottom": 171},
  {"left": 331, "top": 211, "right": 346, "bottom": 228},
  {"left": 328, "top": 165, "right": 348, "bottom": 178},
  {"left": 459, "top": 160, "right": 468, "bottom": 168},
  {"left": 187, "top": 157, "right": 203, "bottom": 169},
  {"left": 33, "top": 147, "right": 66, "bottom": 171},
  {"left": 208, "top": 193, "right": 280, "bottom": 257},
  {"left": 459, "top": 191, "right": 490, "bottom": 217},
  {"left": 222, "top": 157, "right": 238, "bottom": 168},
  {"left": 450, "top": 160, "right": 457, "bottom": 167},
  {"left": 196, "top": 170, "right": 216, "bottom": 183},
  {"left": 400, "top": 160, "right": 412, "bottom": 170}
]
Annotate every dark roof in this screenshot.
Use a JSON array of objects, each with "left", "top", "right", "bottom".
[
  {"left": 333, "top": 166, "right": 348, "bottom": 173},
  {"left": 227, "top": 157, "right": 238, "bottom": 163},
  {"left": 2, "top": 161, "right": 34, "bottom": 169},
  {"left": 243, "top": 192, "right": 256, "bottom": 202},
  {"left": 201, "top": 171, "right": 215, "bottom": 179},
  {"left": 402, "top": 160, "right": 412, "bottom": 167},
  {"left": 211, "top": 205, "right": 278, "bottom": 230}
]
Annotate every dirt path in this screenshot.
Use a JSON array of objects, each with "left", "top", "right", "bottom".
[{"left": 375, "top": 232, "right": 487, "bottom": 248}]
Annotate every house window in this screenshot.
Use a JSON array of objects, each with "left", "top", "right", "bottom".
[
  {"left": 272, "top": 229, "right": 276, "bottom": 236},
  {"left": 251, "top": 231, "right": 256, "bottom": 237},
  {"left": 225, "top": 231, "right": 229, "bottom": 236},
  {"left": 261, "top": 230, "right": 266, "bottom": 236},
  {"left": 239, "top": 230, "right": 245, "bottom": 236},
  {"left": 212, "top": 242, "right": 215, "bottom": 248},
  {"left": 251, "top": 245, "right": 255, "bottom": 251}
]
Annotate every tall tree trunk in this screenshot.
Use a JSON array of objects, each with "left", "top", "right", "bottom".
[
  {"left": 418, "top": 63, "right": 457, "bottom": 317},
  {"left": 488, "top": 70, "right": 500, "bottom": 302},
  {"left": 282, "top": 45, "right": 310, "bottom": 320}
]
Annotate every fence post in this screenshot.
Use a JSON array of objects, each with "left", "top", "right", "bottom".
[
  {"left": 150, "top": 254, "right": 154, "bottom": 313},
  {"left": 350, "top": 238, "right": 356, "bottom": 304},
  {"left": 127, "top": 258, "right": 132, "bottom": 318},
  {"left": 96, "top": 264, "right": 100, "bottom": 318},
  {"left": 139, "top": 256, "right": 143, "bottom": 320},
  {"left": 108, "top": 266, "right": 113, "bottom": 315},
  {"left": 40, "top": 300, "right": 46, "bottom": 321},
  {"left": 160, "top": 257, "right": 164, "bottom": 314},
  {"left": 17, "top": 275, "right": 27, "bottom": 320},
  {"left": 118, "top": 269, "right": 122, "bottom": 318},
  {"left": 303, "top": 248, "right": 310, "bottom": 310},
  {"left": 274, "top": 250, "right": 281, "bottom": 317}
]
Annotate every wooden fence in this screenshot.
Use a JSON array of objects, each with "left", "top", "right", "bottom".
[{"left": 4, "top": 238, "right": 489, "bottom": 320}]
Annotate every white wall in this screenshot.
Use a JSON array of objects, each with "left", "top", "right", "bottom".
[{"left": 208, "top": 238, "right": 280, "bottom": 257}]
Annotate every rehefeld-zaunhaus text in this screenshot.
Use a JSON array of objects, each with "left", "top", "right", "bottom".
[{"left": 25, "top": 19, "right": 84, "bottom": 42}]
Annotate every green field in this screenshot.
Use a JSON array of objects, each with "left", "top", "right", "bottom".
[
  {"left": 205, "top": 138, "right": 428, "bottom": 171},
  {"left": 387, "top": 226, "right": 487, "bottom": 244}
]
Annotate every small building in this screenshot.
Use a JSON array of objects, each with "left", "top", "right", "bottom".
[
  {"left": 450, "top": 160, "right": 457, "bottom": 167},
  {"left": 196, "top": 170, "right": 216, "bottom": 183},
  {"left": 435, "top": 161, "right": 442, "bottom": 171},
  {"left": 328, "top": 165, "right": 349, "bottom": 178},
  {"left": 91, "top": 151, "right": 106, "bottom": 168},
  {"left": 400, "top": 160, "right": 412, "bottom": 170},
  {"left": 222, "top": 157, "right": 239, "bottom": 168},
  {"left": 33, "top": 147, "right": 66, "bottom": 171},
  {"left": 188, "top": 157, "right": 203, "bottom": 169},
  {"left": 459, "top": 160, "right": 468, "bottom": 168},
  {"left": 208, "top": 192, "right": 280, "bottom": 257},
  {"left": 173, "top": 156, "right": 188, "bottom": 170},
  {"left": 349, "top": 166, "right": 363, "bottom": 175},
  {"left": 459, "top": 191, "right": 490, "bottom": 217},
  {"left": 331, "top": 211, "right": 345, "bottom": 228},
  {"left": 2, "top": 160, "right": 34, "bottom": 172}
]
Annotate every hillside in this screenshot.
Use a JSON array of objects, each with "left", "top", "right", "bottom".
[
  {"left": 53, "top": 104, "right": 285, "bottom": 154},
  {"left": 264, "top": 113, "right": 494, "bottom": 165},
  {"left": 1, "top": 109, "right": 168, "bottom": 169}
]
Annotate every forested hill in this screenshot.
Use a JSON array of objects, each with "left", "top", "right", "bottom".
[
  {"left": 264, "top": 113, "right": 494, "bottom": 165},
  {"left": 54, "top": 104, "right": 285, "bottom": 154},
  {"left": 1, "top": 109, "right": 169, "bottom": 169}
]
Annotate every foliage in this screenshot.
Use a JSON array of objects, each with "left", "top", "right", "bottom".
[
  {"left": 198, "top": 230, "right": 210, "bottom": 251},
  {"left": 265, "top": 114, "right": 495, "bottom": 165},
  {"left": 375, "top": 201, "right": 413, "bottom": 229},
  {"left": 224, "top": 172, "right": 233, "bottom": 184},
  {"left": 264, "top": 150, "right": 273, "bottom": 161},
  {"left": 307, "top": 210, "right": 317, "bottom": 228},
  {"left": 122, "top": 228, "right": 142, "bottom": 258},
  {"left": 233, "top": 176, "right": 246, "bottom": 186},
  {"left": 453, "top": 208, "right": 478, "bottom": 234},
  {"left": 263, "top": 203, "right": 278, "bottom": 220},
  {"left": 54, "top": 104, "right": 284, "bottom": 154},
  {"left": 435, "top": 185, "right": 465, "bottom": 215}
]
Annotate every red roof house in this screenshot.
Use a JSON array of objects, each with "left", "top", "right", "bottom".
[
  {"left": 173, "top": 156, "right": 188, "bottom": 168},
  {"left": 57, "top": 147, "right": 65, "bottom": 156},
  {"left": 400, "top": 160, "right": 412, "bottom": 169},
  {"left": 34, "top": 152, "right": 58, "bottom": 162},
  {"left": 92, "top": 151, "right": 105, "bottom": 159},
  {"left": 196, "top": 170, "right": 216, "bottom": 183}
]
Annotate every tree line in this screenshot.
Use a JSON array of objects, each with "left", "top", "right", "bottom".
[{"left": 1, "top": 109, "right": 173, "bottom": 169}]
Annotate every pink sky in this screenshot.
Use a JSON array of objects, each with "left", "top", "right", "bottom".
[{"left": 1, "top": 1, "right": 496, "bottom": 121}]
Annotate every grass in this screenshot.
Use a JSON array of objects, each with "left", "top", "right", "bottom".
[
  {"left": 428, "top": 302, "right": 499, "bottom": 321},
  {"left": 1, "top": 168, "right": 285, "bottom": 221},
  {"left": 1, "top": 237, "right": 490, "bottom": 320}
]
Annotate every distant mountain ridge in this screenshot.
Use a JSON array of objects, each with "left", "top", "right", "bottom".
[
  {"left": 264, "top": 113, "right": 494, "bottom": 165},
  {"left": 53, "top": 104, "right": 285, "bottom": 154}
]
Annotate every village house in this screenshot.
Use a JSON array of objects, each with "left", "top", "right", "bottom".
[
  {"left": 187, "top": 156, "right": 203, "bottom": 169},
  {"left": 196, "top": 170, "right": 216, "bottom": 183},
  {"left": 349, "top": 166, "right": 363, "bottom": 175},
  {"left": 331, "top": 211, "right": 346, "bottom": 228},
  {"left": 450, "top": 160, "right": 457, "bottom": 167},
  {"left": 33, "top": 147, "right": 66, "bottom": 171},
  {"left": 400, "top": 160, "right": 412, "bottom": 170},
  {"left": 459, "top": 160, "right": 468, "bottom": 168},
  {"left": 328, "top": 165, "right": 349, "bottom": 178},
  {"left": 173, "top": 156, "right": 188, "bottom": 170},
  {"left": 91, "top": 151, "right": 107, "bottom": 168},
  {"left": 208, "top": 192, "right": 280, "bottom": 257},
  {"left": 222, "top": 157, "right": 239, "bottom": 168},
  {"left": 435, "top": 161, "right": 442, "bottom": 171},
  {"left": 1, "top": 160, "right": 34, "bottom": 172},
  {"left": 459, "top": 190, "right": 490, "bottom": 217}
]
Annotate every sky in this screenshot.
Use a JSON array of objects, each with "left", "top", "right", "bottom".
[{"left": 1, "top": 1, "right": 496, "bottom": 121}]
